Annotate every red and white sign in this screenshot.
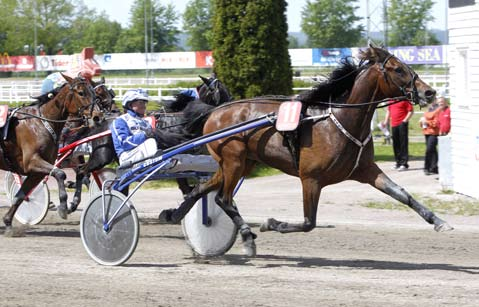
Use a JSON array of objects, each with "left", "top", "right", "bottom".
[{"left": 276, "top": 101, "right": 302, "bottom": 131}]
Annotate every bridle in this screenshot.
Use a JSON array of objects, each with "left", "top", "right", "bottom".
[
  {"left": 93, "top": 83, "right": 116, "bottom": 112},
  {"left": 65, "top": 78, "right": 97, "bottom": 117},
  {"left": 380, "top": 54, "right": 420, "bottom": 104}
]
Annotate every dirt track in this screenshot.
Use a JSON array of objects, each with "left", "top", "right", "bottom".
[{"left": 1, "top": 162, "right": 479, "bottom": 306}]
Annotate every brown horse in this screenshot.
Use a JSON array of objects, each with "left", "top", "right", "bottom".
[
  {"left": 0, "top": 74, "right": 96, "bottom": 235},
  {"left": 160, "top": 45, "right": 452, "bottom": 256},
  {"left": 60, "top": 77, "right": 117, "bottom": 212}
]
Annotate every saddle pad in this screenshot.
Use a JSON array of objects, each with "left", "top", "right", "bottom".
[
  {"left": 276, "top": 101, "right": 302, "bottom": 131},
  {"left": 0, "top": 105, "right": 8, "bottom": 128}
]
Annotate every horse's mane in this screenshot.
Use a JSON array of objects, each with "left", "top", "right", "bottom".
[{"left": 298, "top": 57, "right": 360, "bottom": 106}]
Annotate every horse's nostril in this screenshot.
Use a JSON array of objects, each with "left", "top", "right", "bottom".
[
  {"left": 93, "top": 116, "right": 100, "bottom": 122},
  {"left": 425, "top": 89, "right": 436, "bottom": 99}
]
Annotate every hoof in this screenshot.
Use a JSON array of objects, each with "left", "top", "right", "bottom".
[
  {"left": 57, "top": 205, "right": 68, "bottom": 220},
  {"left": 242, "top": 238, "right": 256, "bottom": 257},
  {"left": 434, "top": 221, "right": 454, "bottom": 232},
  {"left": 4, "top": 226, "right": 25, "bottom": 237},
  {"left": 259, "top": 218, "right": 278, "bottom": 232},
  {"left": 158, "top": 209, "right": 175, "bottom": 224},
  {"left": 69, "top": 201, "right": 79, "bottom": 213}
]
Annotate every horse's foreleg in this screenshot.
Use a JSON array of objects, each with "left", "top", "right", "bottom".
[
  {"left": 352, "top": 163, "right": 453, "bottom": 232},
  {"left": 70, "top": 167, "right": 84, "bottom": 213},
  {"left": 3, "top": 175, "right": 42, "bottom": 236},
  {"left": 260, "top": 177, "right": 321, "bottom": 233},
  {"left": 158, "top": 171, "right": 222, "bottom": 224},
  {"left": 50, "top": 168, "right": 69, "bottom": 219},
  {"left": 24, "top": 155, "right": 69, "bottom": 219}
]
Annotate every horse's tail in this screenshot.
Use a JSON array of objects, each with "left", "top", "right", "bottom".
[{"left": 183, "top": 100, "right": 216, "bottom": 136}]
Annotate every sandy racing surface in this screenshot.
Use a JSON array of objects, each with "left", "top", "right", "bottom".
[{"left": 1, "top": 161, "right": 478, "bottom": 306}]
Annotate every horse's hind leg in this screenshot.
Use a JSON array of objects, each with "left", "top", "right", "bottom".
[
  {"left": 352, "top": 163, "right": 453, "bottom": 232},
  {"left": 159, "top": 170, "right": 222, "bottom": 223},
  {"left": 3, "top": 175, "right": 42, "bottom": 236},
  {"left": 214, "top": 158, "right": 257, "bottom": 256},
  {"left": 260, "top": 176, "right": 321, "bottom": 233}
]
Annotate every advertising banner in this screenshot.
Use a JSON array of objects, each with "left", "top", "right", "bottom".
[
  {"left": 388, "top": 46, "right": 444, "bottom": 64},
  {"left": 196, "top": 51, "right": 214, "bottom": 68},
  {"left": 312, "top": 48, "right": 353, "bottom": 66},
  {"left": 0, "top": 54, "right": 35, "bottom": 72},
  {"left": 289, "top": 49, "right": 313, "bottom": 67}
]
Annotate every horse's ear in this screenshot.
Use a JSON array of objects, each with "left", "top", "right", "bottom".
[
  {"left": 61, "top": 72, "right": 73, "bottom": 83},
  {"left": 199, "top": 75, "right": 211, "bottom": 86}
]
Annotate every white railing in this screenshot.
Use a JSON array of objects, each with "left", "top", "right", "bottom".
[{"left": 0, "top": 75, "right": 449, "bottom": 105}]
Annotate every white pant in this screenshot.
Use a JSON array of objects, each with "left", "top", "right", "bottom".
[{"left": 119, "top": 138, "right": 158, "bottom": 165}]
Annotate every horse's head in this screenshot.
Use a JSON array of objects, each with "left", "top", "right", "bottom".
[
  {"left": 359, "top": 45, "right": 436, "bottom": 107},
  {"left": 60, "top": 73, "right": 97, "bottom": 117},
  {"left": 91, "top": 77, "right": 116, "bottom": 112},
  {"left": 197, "top": 75, "right": 233, "bottom": 106}
]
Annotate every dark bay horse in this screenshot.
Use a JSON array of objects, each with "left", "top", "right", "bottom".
[
  {"left": 68, "top": 75, "right": 233, "bottom": 205},
  {"left": 0, "top": 74, "right": 96, "bottom": 235},
  {"left": 160, "top": 45, "right": 452, "bottom": 256},
  {"left": 60, "top": 77, "right": 117, "bottom": 212}
]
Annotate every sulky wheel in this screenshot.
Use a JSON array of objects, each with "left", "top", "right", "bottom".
[
  {"left": 80, "top": 190, "right": 139, "bottom": 266},
  {"left": 4, "top": 171, "right": 14, "bottom": 200},
  {"left": 88, "top": 168, "right": 117, "bottom": 199},
  {"left": 8, "top": 175, "right": 50, "bottom": 225},
  {"left": 181, "top": 191, "right": 238, "bottom": 256}
]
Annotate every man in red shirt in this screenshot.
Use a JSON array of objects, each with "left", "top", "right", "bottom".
[
  {"left": 382, "top": 100, "right": 414, "bottom": 171},
  {"left": 437, "top": 97, "right": 451, "bottom": 136}
]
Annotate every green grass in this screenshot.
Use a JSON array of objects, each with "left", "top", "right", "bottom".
[{"left": 373, "top": 142, "right": 425, "bottom": 162}]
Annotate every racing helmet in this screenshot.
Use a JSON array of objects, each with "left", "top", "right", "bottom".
[{"left": 122, "top": 89, "right": 149, "bottom": 109}]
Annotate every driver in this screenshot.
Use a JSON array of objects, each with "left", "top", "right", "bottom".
[{"left": 110, "top": 89, "right": 158, "bottom": 165}]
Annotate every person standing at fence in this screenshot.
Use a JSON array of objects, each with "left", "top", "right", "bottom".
[
  {"left": 438, "top": 97, "right": 451, "bottom": 136},
  {"left": 382, "top": 99, "right": 414, "bottom": 171}
]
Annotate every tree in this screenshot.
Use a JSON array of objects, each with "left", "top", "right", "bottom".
[
  {"left": 183, "top": 0, "right": 214, "bottom": 51},
  {"left": 212, "top": 0, "right": 292, "bottom": 98},
  {"left": 66, "top": 14, "right": 122, "bottom": 54},
  {"left": 301, "top": 0, "right": 363, "bottom": 48},
  {"left": 387, "top": 0, "right": 439, "bottom": 46},
  {"left": 115, "top": 0, "right": 179, "bottom": 53}
]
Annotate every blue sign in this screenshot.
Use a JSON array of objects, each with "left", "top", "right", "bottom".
[
  {"left": 388, "top": 46, "right": 443, "bottom": 64},
  {"left": 312, "top": 48, "right": 353, "bottom": 66}
]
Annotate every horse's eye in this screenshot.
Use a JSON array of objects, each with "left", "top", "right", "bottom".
[
  {"left": 77, "top": 91, "right": 84, "bottom": 97},
  {"left": 394, "top": 67, "right": 403, "bottom": 74}
]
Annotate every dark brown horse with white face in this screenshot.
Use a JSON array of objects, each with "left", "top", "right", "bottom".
[
  {"left": 160, "top": 45, "right": 452, "bottom": 256},
  {"left": 0, "top": 74, "right": 96, "bottom": 235}
]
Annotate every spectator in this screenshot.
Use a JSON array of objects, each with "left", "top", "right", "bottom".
[
  {"left": 110, "top": 89, "right": 158, "bottom": 165},
  {"left": 419, "top": 97, "right": 451, "bottom": 175},
  {"left": 382, "top": 99, "right": 414, "bottom": 171},
  {"left": 419, "top": 99, "right": 440, "bottom": 175},
  {"left": 437, "top": 97, "right": 451, "bottom": 136}
]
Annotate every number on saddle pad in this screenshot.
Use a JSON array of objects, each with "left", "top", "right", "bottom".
[
  {"left": 275, "top": 101, "right": 302, "bottom": 131},
  {"left": 0, "top": 105, "right": 8, "bottom": 128}
]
